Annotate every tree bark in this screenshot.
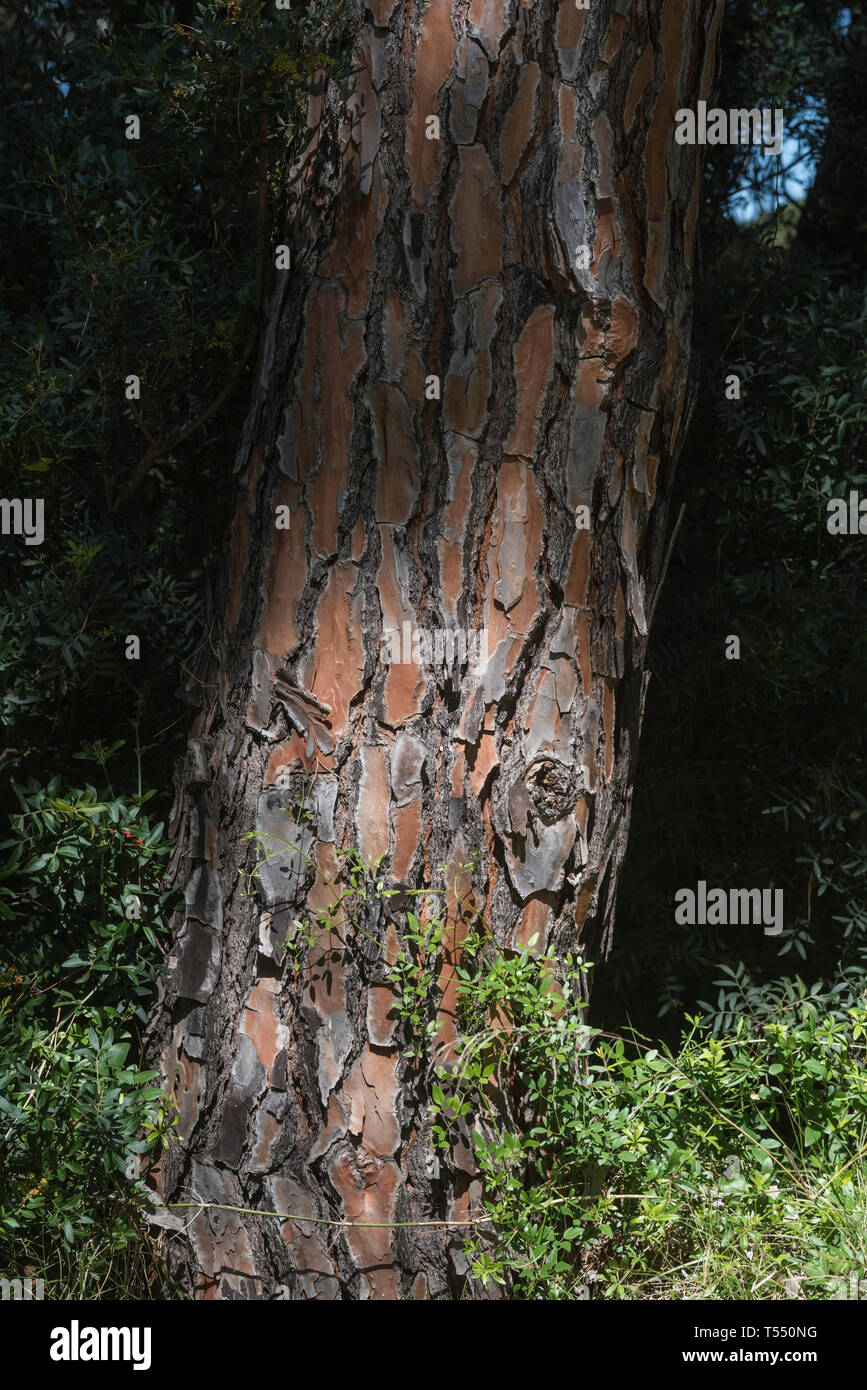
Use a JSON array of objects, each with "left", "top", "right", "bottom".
[{"left": 149, "top": 0, "right": 722, "bottom": 1300}]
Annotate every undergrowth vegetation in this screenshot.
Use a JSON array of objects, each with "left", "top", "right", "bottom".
[
  {"left": 452, "top": 949, "right": 867, "bottom": 1301},
  {"left": 244, "top": 829, "right": 867, "bottom": 1301},
  {"left": 0, "top": 761, "right": 176, "bottom": 1297}
]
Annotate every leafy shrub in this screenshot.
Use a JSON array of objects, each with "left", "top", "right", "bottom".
[
  {"left": 0, "top": 767, "right": 176, "bottom": 1298},
  {"left": 436, "top": 941, "right": 867, "bottom": 1301},
  {"left": 244, "top": 829, "right": 867, "bottom": 1301}
]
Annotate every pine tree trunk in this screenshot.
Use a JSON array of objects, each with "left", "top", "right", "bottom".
[{"left": 149, "top": 0, "right": 722, "bottom": 1300}]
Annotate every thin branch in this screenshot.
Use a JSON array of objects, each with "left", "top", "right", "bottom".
[
  {"left": 168, "top": 1199, "right": 496, "bottom": 1230},
  {"left": 647, "top": 502, "right": 686, "bottom": 629},
  {"left": 121, "top": 347, "right": 161, "bottom": 451}
]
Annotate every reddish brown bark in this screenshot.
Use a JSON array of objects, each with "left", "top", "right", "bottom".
[{"left": 150, "top": 0, "right": 723, "bottom": 1299}]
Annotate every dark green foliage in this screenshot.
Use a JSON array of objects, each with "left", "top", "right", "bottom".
[
  {"left": 597, "top": 1, "right": 867, "bottom": 1036},
  {"left": 0, "top": 767, "right": 176, "bottom": 1297},
  {"left": 0, "top": 0, "right": 350, "bottom": 774},
  {"left": 0, "top": 0, "right": 350, "bottom": 1297},
  {"left": 702, "top": 0, "right": 842, "bottom": 222}
]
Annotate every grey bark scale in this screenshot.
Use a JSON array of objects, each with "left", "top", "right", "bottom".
[{"left": 147, "top": 0, "right": 723, "bottom": 1299}]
